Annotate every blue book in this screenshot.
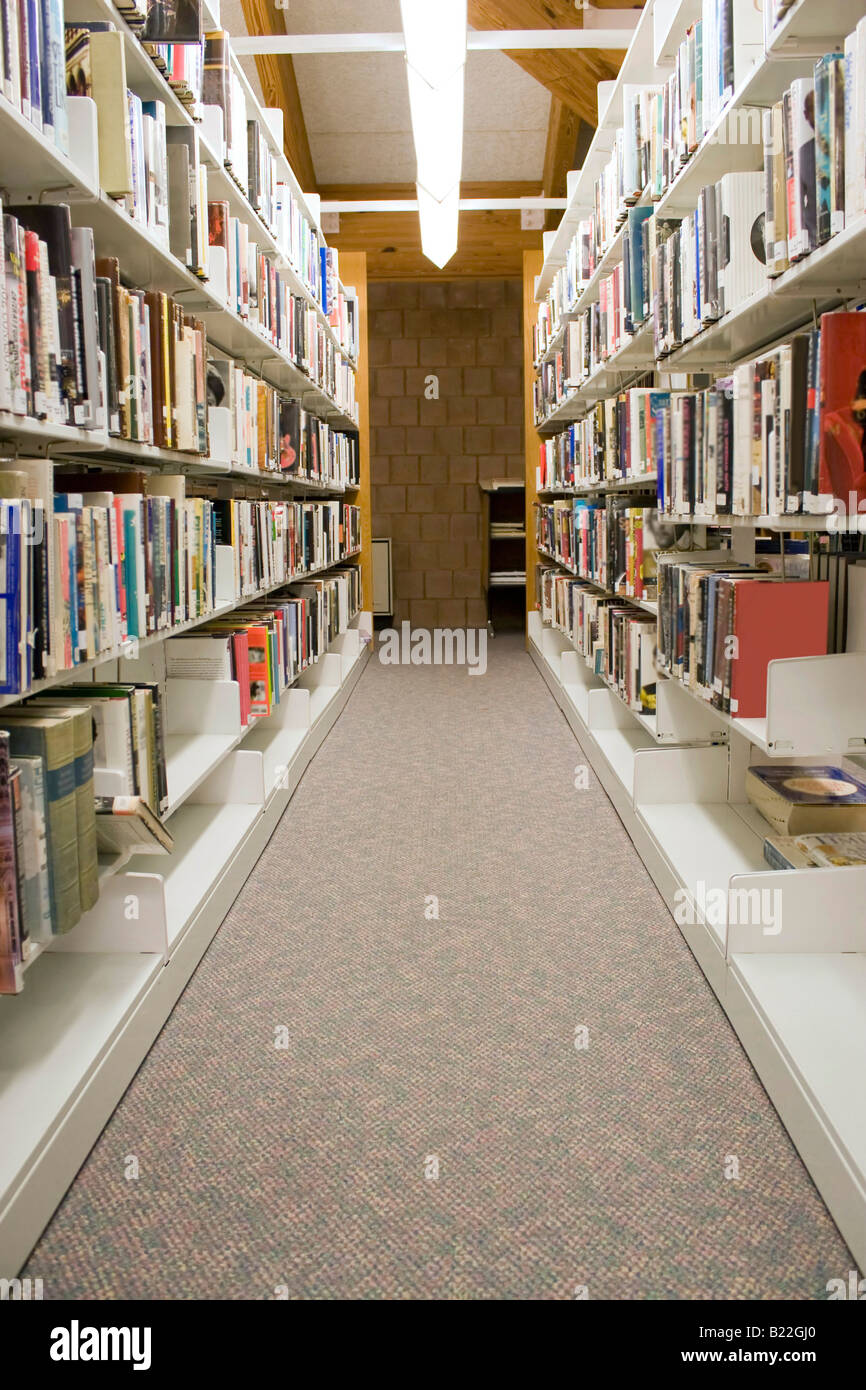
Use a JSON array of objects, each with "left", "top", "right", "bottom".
[
  {"left": 626, "top": 206, "right": 652, "bottom": 328},
  {"left": 0, "top": 501, "right": 20, "bottom": 693},
  {"left": 39, "top": 0, "right": 68, "bottom": 151},
  {"left": 26, "top": 0, "right": 42, "bottom": 131}
]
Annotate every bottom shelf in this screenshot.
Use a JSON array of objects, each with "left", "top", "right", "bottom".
[
  {"left": 0, "top": 952, "right": 161, "bottom": 1255},
  {"left": 637, "top": 802, "right": 767, "bottom": 954},
  {"left": 0, "top": 624, "right": 371, "bottom": 1277},
  {"left": 528, "top": 612, "right": 866, "bottom": 1272}
]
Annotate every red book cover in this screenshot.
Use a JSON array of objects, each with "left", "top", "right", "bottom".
[
  {"left": 231, "top": 630, "right": 250, "bottom": 726},
  {"left": 818, "top": 311, "right": 866, "bottom": 506},
  {"left": 207, "top": 201, "right": 229, "bottom": 250},
  {"left": 729, "top": 579, "right": 829, "bottom": 718},
  {"left": 246, "top": 622, "right": 271, "bottom": 717}
]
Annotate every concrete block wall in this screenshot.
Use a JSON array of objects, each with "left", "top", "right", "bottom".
[{"left": 368, "top": 278, "right": 524, "bottom": 627}]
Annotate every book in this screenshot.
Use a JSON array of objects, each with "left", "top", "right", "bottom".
[
  {"left": 796, "top": 832, "right": 866, "bottom": 867},
  {"left": 0, "top": 733, "right": 24, "bottom": 992},
  {"left": 747, "top": 764, "right": 866, "bottom": 835},
  {"left": 25, "top": 701, "right": 98, "bottom": 912},
  {"left": 64, "top": 26, "right": 133, "bottom": 197},
  {"left": 790, "top": 77, "right": 816, "bottom": 260},
  {"left": 10, "top": 753, "right": 52, "bottom": 942},
  {"left": 3, "top": 711, "right": 80, "bottom": 932},
  {"left": 95, "top": 795, "right": 173, "bottom": 854},
  {"left": 817, "top": 311, "right": 866, "bottom": 508},
  {"left": 141, "top": 0, "right": 201, "bottom": 43},
  {"left": 762, "top": 834, "right": 814, "bottom": 870}
]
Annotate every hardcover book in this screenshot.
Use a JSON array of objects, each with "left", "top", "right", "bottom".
[{"left": 747, "top": 764, "right": 866, "bottom": 834}]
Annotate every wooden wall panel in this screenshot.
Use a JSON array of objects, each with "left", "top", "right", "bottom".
[
  {"left": 523, "top": 248, "right": 544, "bottom": 636},
  {"left": 337, "top": 252, "right": 373, "bottom": 610}
]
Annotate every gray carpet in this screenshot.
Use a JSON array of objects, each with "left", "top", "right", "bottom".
[{"left": 24, "top": 633, "right": 852, "bottom": 1298}]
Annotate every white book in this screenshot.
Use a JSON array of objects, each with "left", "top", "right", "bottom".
[
  {"left": 165, "top": 633, "right": 235, "bottom": 681},
  {"left": 716, "top": 170, "right": 765, "bottom": 316},
  {"left": 732, "top": 0, "right": 765, "bottom": 93},
  {"left": 844, "top": 21, "right": 866, "bottom": 225},
  {"left": 731, "top": 363, "right": 753, "bottom": 514},
  {"left": 83, "top": 695, "right": 136, "bottom": 792}
]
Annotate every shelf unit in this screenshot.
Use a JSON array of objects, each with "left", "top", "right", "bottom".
[
  {"left": 0, "top": 4, "right": 373, "bottom": 1278},
  {"left": 524, "top": 0, "right": 866, "bottom": 1273}
]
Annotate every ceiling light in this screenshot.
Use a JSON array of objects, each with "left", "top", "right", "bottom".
[
  {"left": 405, "top": 64, "right": 464, "bottom": 204},
  {"left": 400, "top": 0, "right": 467, "bottom": 267},
  {"left": 417, "top": 183, "right": 459, "bottom": 269},
  {"left": 399, "top": 0, "right": 467, "bottom": 87}
]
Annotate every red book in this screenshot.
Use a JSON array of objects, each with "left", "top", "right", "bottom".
[
  {"left": 246, "top": 623, "right": 271, "bottom": 717},
  {"left": 818, "top": 311, "right": 866, "bottom": 506},
  {"left": 728, "top": 579, "right": 829, "bottom": 719},
  {"left": 231, "top": 630, "right": 250, "bottom": 726}
]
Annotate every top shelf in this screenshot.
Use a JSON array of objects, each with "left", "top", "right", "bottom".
[
  {"left": 534, "top": 0, "right": 669, "bottom": 298},
  {"left": 59, "top": 0, "right": 354, "bottom": 369},
  {"left": 767, "top": 0, "right": 866, "bottom": 53},
  {"left": 536, "top": 0, "right": 866, "bottom": 297}
]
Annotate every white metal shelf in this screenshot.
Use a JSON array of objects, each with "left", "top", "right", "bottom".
[
  {"left": 60, "top": 0, "right": 356, "bottom": 370},
  {"left": 536, "top": 323, "right": 655, "bottom": 431},
  {"left": 536, "top": 550, "right": 658, "bottom": 615},
  {"left": 0, "top": 92, "right": 96, "bottom": 200},
  {"left": 535, "top": 0, "right": 669, "bottom": 297},
  {"left": 0, "top": 549, "right": 362, "bottom": 712},
  {"left": 527, "top": 613, "right": 866, "bottom": 1270},
  {"left": 538, "top": 473, "right": 659, "bottom": 497},
  {"left": 0, "top": 624, "right": 371, "bottom": 1276},
  {"left": 766, "top": 0, "right": 866, "bottom": 55}
]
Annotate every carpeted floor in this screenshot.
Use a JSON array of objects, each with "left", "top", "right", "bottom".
[{"left": 24, "top": 633, "right": 852, "bottom": 1299}]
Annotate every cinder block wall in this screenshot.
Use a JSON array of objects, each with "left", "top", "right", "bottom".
[{"left": 368, "top": 278, "right": 524, "bottom": 628}]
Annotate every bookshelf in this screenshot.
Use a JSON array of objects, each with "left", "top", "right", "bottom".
[
  {"left": 525, "top": 0, "right": 866, "bottom": 1271},
  {"left": 0, "top": 4, "right": 371, "bottom": 1276}
]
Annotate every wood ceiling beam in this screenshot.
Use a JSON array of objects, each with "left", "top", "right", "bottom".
[
  {"left": 328, "top": 209, "right": 543, "bottom": 281},
  {"left": 239, "top": 0, "right": 317, "bottom": 193},
  {"left": 467, "top": 0, "right": 633, "bottom": 124},
  {"left": 542, "top": 98, "right": 580, "bottom": 227},
  {"left": 318, "top": 181, "right": 545, "bottom": 202}
]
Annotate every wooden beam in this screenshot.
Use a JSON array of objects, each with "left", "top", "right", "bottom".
[
  {"left": 336, "top": 252, "right": 372, "bottom": 610},
  {"left": 467, "top": 0, "right": 630, "bottom": 124},
  {"left": 329, "top": 209, "right": 543, "bottom": 280},
  {"left": 240, "top": 0, "right": 317, "bottom": 193},
  {"left": 523, "top": 247, "right": 544, "bottom": 636},
  {"left": 542, "top": 98, "right": 580, "bottom": 229},
  {"left": 323, "top": 182, "right": 545, "bottom": 279},
  {"left": 318, "top": 181, "right": 544, "bottom": 202}
]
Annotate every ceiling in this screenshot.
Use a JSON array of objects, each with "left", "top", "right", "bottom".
[
  {"left": 219, "top": 0, "right": 635, "bottom": 275},
  {"left": 221, "top": 0, "right": 551, "bottom": 186}
]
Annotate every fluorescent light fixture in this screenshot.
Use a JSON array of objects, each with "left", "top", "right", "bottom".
[
  {"left": 417, "top": 183, "right": 459, "bottom": 269},
  {"left": 399, "top": 0, "right": 467, "bottom": 87},
  {"left": 400, "top": 0, "right": 467, "bottom": 266},
  {"left": 406, "top": 64, "right": 464, "bottom": 203}
]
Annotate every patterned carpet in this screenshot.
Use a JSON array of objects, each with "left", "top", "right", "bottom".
[{"left": 24, "top": 633, "right": 852, "bottom": 1299}]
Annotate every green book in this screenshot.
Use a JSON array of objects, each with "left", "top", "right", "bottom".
[
  {"left": 27, "top": 702, "right": 99, "bottom": 912},
  {"left": 3, "top": 713, "right": 81, "bottom": 934}
]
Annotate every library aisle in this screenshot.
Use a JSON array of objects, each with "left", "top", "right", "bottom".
[{"left": 22, "top": 638, "right": 850, "bottom": 1300}]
